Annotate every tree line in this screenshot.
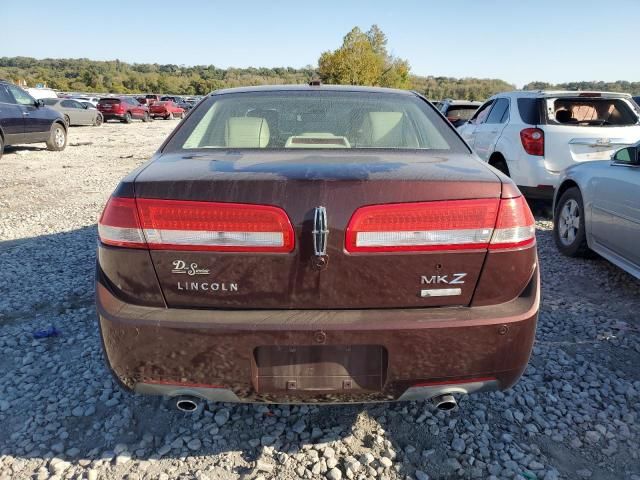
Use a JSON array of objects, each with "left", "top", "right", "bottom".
[{"left": 3, "top": 24, "right": 636, "bottom": 101}]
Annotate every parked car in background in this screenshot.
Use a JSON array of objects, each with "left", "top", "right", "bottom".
[
  {"left": 97, "top": 97, "right": 151, "bottom": 123},
  {"left": 436, "top": 99, "right": 482, "bottom": 127},
  {"left": 149, "top": 100, "right": 185, "bottom": 119},
  {"left": 42, "top": 98, "right": 103, "bottom": 126},
  {"left": 145, "top": 94, "right": 162, "bottom": 106},
  {"left": 0, "top": 80, "right": 67, "bottom": 159},
  {"left": 96, "top": 85, "right": 539, "bottom": 408},
  {"left": 458, "top": 91, "right": 640, "bottom": 199},
  {"left": 25, "top": 87, "right": 58, "bottom": 100},
  {"left": 79, "top": 101, "right": 97, "bottom": 109},
  {"left": 72, "top": 96, "right": 100, "bottom": 106},
  {"left": 553, "top": 143, "right": 640, "bottom": 279},
  {"left": 633, "top": 96, "right": 640, "bottom": 107}
]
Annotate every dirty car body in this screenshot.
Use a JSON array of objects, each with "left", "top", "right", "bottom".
[{"left": 96, "top": 85, "right": 540, "bottom": 404}]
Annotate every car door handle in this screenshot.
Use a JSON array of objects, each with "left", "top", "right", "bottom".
[{"left": 23, "top": 111, "right": 30, "bottom": 116}]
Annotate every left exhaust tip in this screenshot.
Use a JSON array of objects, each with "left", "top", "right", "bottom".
[
  {"left": 432, "top": 393, "right": 457, "bottom": 411},
  {"left": 173, "top": 395, "right": 201, "bottom": 413}
]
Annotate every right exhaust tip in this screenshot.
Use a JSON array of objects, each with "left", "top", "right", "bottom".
[
  {"left": 432, "top": 393, "right": 457, "bottom": 411},
  {"left": 174, "top": 396, "right": 201, "bottom": 413}
]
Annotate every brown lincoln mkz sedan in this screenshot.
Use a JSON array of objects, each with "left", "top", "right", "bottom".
[{"left": 96, "top": 84, "right": 539, "bottom": 410}]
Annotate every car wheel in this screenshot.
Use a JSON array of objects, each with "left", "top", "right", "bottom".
[
  {"left": 553, "top": 187, "right": 590, "bottom": 257},
  {"left": 0, "top": 134, "right": 4, "bottom": 161},
  {"left": 167, "top": 112, "right": 174, "bottom": 120},
  {"left": 63, "top": 115, "right": 70, "bottom": 127},
  {"left": 45, "top": 123, "right": 67, "bottom": 151},
  {"left": 142, "top": 112, "right": 150, "bottom": 123},
  {"left": 123, "top": 112, "right": 132, "bottom": 124},
  {"left": 94, "top": 113, "right": 103, "bottom": 126}
]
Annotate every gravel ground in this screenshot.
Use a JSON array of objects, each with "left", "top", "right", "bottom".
[{"left": 0, "top": 121, "right": 639, "bottom": 480}]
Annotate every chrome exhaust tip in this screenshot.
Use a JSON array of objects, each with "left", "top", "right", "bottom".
[
  {"left": 432, "top": 393, "right": 457, "bottom": 411},
  {"left": 174, "top": 395, "right": 201, "bottom": 413}
]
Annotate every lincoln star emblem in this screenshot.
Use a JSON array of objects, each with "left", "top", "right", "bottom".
[{"left": 312, "top": 206, "right": 329, "bottom": 256}]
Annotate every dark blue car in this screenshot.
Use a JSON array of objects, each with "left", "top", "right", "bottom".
[{"left": 0, "top": 80, "right": 68, "bottom": 159}]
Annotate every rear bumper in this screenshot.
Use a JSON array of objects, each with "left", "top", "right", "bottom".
[{"left": 96, "top": 268, "right": 539, "bottom": 403}]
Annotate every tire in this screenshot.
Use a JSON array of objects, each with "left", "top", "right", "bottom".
[
  {"left": 123, "top": 112, "right": 132, "bottom": 124},
  {"left": 63, "top": 115, "right": 70, "bottom": 127},
  {"left": 45, "top": 123, "right": 67, "bottom": 151},
  {"left": 553, "top": 187, "right": 590, "bottom": 257},
  {"left": 0, "top": 135, "right": 4, "bottom": 161},
  {"left": 142, "top": 112, "right": 150, "bottom": 123},
  {"left": 167, "top": 112, "right": 174, "bottom": 120},
  {"left": 94, "top": 113, "right": 103, "bottom": 126}
]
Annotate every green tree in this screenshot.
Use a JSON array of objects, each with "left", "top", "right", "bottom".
[{"left": 318, "top": 25, "right": 411, "bottom": 88}]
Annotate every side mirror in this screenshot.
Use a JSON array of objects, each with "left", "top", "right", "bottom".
[
  {"left": 35, "top": 99, "right": 45, "bottom": 107},
  {"left": 613, "top": 146, "right": 640, "bottom": 165}
]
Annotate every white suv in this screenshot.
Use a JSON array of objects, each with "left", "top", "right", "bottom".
[{"left": 457, "top": 91, "right": 640, "bottom": 199}]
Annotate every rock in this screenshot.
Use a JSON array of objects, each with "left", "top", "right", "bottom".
[
  {"left": 379, "top": 457, "right": 392, "bottom": 468},
  {"left": 451, "top": 437, "right": 466, "bottom": 453},
  {"left": 415, "top": 470, "right": 430, "bottom": 480},
  {"left": 255, "top": 460, "right": 274, "bottom": 473},
  {"left": 214, "top": 408, "right": 230, "bottom": 426},
  {"left": 326, "top": 467, "right": 342, "bottom": 480},
  {"left": 187, "top": 438, "right": 202, "bottom": 451}
]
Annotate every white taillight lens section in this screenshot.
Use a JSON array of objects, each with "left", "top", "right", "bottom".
[
  {"left": 98, "top": 197, "right": 294, "bottom": 252},
  {"left": 98, "top": 197, "right": 147, "bottom": 248},
  {"left": 345, "top": 199, "right": 500, "bottom": 252},
  {"left": 489, "top": 196, "right": 536, "bottom": 250}
]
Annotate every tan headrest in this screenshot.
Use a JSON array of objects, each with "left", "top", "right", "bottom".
[
  {"left": 361, "top": 112, "right": 405, "bottom": 147},
  {"left": 225, "top": 117, "right": 270, "bottom": 148}
]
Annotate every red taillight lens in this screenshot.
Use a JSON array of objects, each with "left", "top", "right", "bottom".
[
  {"left": 99, "top": 197, "right": 295, "bottom": 252},
  {"left": 345, "top": 199, "right": 500, "bottom": 252},
  {"left": 98, "top": 197, "right": 146, "bottom": 248},
  {"left": 136, "top": 198, "right": 294, "bottom": 252},
  {"left": 345, "top": 197, "right": 535, "bottom": 253},
  {"left": 489, "top": 196, "right": 536, "bottom": 250},
  {"left": 520, "top": 128, "right": 544, "bottom": 156}
]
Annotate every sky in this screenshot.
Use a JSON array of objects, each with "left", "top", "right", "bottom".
[{"left": 2, "top": 0, "right": 639, "bottom": 87}]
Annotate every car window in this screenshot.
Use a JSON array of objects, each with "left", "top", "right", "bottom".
[
  {"left": 0, "top": 85, "right": 15, "bottom": 104},
  {"left": 445, "top": 105, "right": 480, "bottom": 122},
  {"left": 6, "top": 84, "right": 35, "bottom": 106},
  {"left": 547, "top": 98, "right": 638, "bottom": 126},
  {"left": 517, "top": 98, "right": 540, "bottom": 125},
  {"left": 469, "top": 101, "right": 494, "bottom": 125},
  {"left": 170, "top": 91, "right": 468, "bottom": 152},
  {"left": 43, "top": 98, "right": 58, "bottom": 106},
  {"left": 485, "top": 98, "right": 509, "bottom": 124},
  {"left": 61, "top": 100, "right": 79, "bottom": 108}
]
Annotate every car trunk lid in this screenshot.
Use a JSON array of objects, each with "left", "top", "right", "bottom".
[{"left": 132, "top": 151, "right": 503, "bottom": 309}]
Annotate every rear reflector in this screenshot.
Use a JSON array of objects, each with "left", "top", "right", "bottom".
[
  {"left": 346, "top": 197, "right": 535, "bottom": 253},
  {"left": 345, "top": 199, "right": 499, "bottom": 252},
  {"left": 98, "top": 197, "right": 294, "bottom": 252}
]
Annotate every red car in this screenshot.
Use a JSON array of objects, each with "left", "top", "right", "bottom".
[
  {"left": 149, "top": 101, "right": 185, "bottom": 120},
  {"left": 97, "top": 97, "right": 151, "bottom": 123}
]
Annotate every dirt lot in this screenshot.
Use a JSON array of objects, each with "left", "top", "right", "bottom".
[{"left": 0, "top": 120, "right": 639, "bottom": 480}]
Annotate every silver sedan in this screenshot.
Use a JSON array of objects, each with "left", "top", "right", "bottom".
[
  {"left": 42, "top": 98, "right": 103, "bottom": 127},
  {"left": 553, "top": 143, "right": 640, "bottom": 279}
]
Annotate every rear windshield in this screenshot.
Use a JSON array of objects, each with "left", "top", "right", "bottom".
[
  {"left": 444, "top": 105, "right": 479, "bottom": 121},
  {"left": 171, "top": 91, "right": 466, "bottom": 151},
  {"left": 99, "top": 98, "right": 121, "bottom": 104},
  {"left": 546, "top": 98, "right": 638, "bottom": 126},
  {"left": 42, "top": 98, "right": 58, "bottom": 106}
]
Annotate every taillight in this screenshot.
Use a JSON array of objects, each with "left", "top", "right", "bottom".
[
  {"left": 520, "top": 128, "right": 544, "bottom": 156},
  {"left": 345, "top": 199, "right": 500, "bottom": 252},
  {"left": 345, "top": 197, "right": 535, "bottom": 253},
  {"left": 489, "top": 195, "right": 536, "bottom": 250},
  {"left": 99, "top": 197, "right": 295, "bottom": 252},
  {"left": 98, "top": 197, "right": 146, "bottom": 248}
]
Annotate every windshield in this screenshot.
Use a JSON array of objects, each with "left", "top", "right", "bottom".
[
  {"left": 172, "top": 91, "right": 464, "bottom": 151},
  {"left": 547, "top": 97, "right": 638, "bottom": 126},
  {"left": 445, "top": 105, "right": 479, "bottom": 121}
]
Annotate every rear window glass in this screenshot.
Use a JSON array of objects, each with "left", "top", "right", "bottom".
[
  {"left": 444, "top": 105, "right": 479, "bottom": 121},
  {"left": 517, "top": 98, "right": 540, "bottom": 125},
  {"left": 547, "top": 98, "right": 638, "bottom": 126},
  {"left": 99, "top": 98, "right": 121, "bottom": 104},
  {"left": 42, "top": 98, "right": 58, "bottom": 106},
  {"left": 172, "top": 91, "right": 465, "bottom": 151}
]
